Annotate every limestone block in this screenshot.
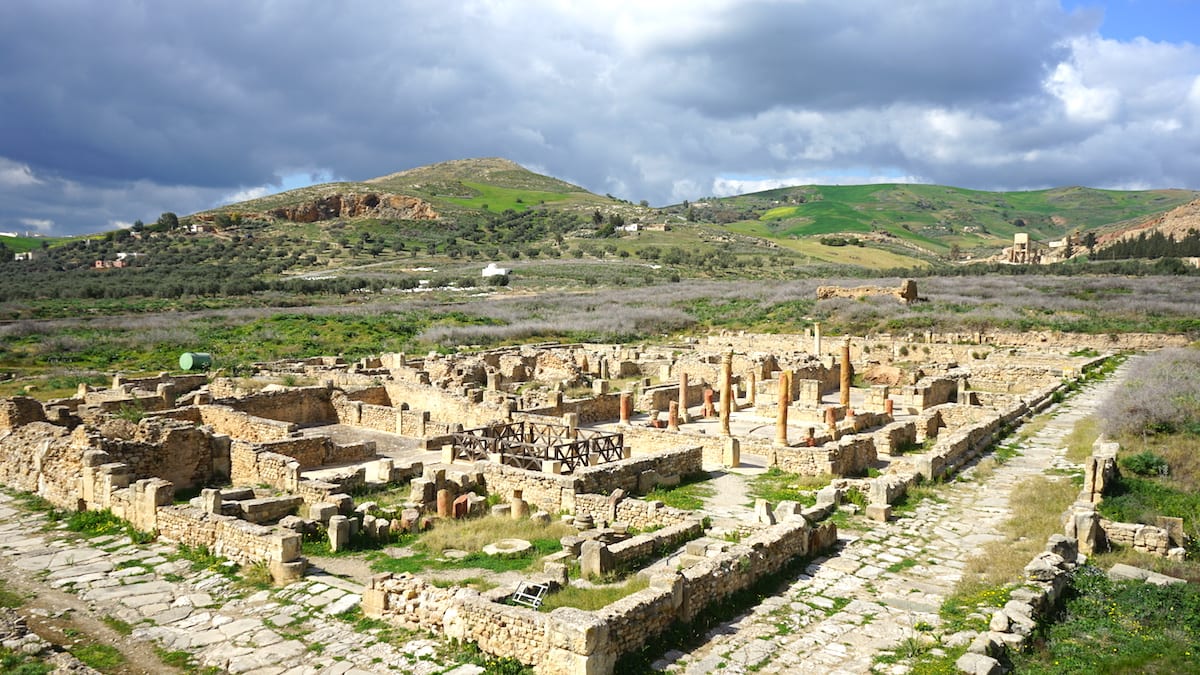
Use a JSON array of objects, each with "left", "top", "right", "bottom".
[
  {"left": 1045, "top": 534, "right": 1078, "bottom": 563},
  {"left": 723, "top": 437, "right": 740, "bottom": 468},
  {"left": 531, "top": 512, "right": 551, "bottom": 526},
  {"left": 865, "top": 504, "right": 891, "bottom": 522},
  {"left": 200, "top": 488, "right": 222, "bottom": 514},
  {"left": 815, "top": 485, "right": 840, "bottom": 507},
  {"left": 410, "top": 478, "right": 435, "bottom": 505},
  {"left": 988, "top": 610, "right": 1009, "bottom": 632},
  {"left": 754, "top": 499, "right": 776, "bottom": 525},
  {"left": 544, "top": 561, "right": 569, "bottom": 586},
  {"left": 580, "top": 540, "right": 614, "bottom": 579},
  {"left": 330, "top": 493, "right": 354, "bottom": 514},
  {"left": 560, "top": 535, "right": 584, "bottom": 557},
  {"left": 956, "top": 652, "right": 1003, "bottom": 675},
  {"left": 637, "top": 469, "right": 662, "bottom": 494},
  {"left": 1023, "top": 553, "right": 1065, "bottom": 583},
  {"left": 328, "top": 515, "right": 350, "bottom": 552},
  {"left": 491, "top": 504, "right": 512, "bottom": 518},
  {"left": 310, "top": 502, "right": 338, "bottom": 524},
  {"left": 466, "top": 494, "right": 488, "bottom": 518}
]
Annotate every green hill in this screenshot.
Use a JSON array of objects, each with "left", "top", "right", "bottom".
[{"left": 686, "top": 184, "right": 1200, "bottom": 261}]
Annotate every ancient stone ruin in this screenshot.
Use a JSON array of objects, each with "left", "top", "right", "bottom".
[
  {"left": 0, "top": 328, "right": 1184, "bottom": 674},
  {"left": 816, "top": 278, "right": 918, "bottom": 303}
]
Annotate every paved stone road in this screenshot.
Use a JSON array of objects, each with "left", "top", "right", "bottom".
[
  {"left": 664, "top": 360, "right": 1132, "bottom": 675},
  {"left": 0, "top": 499, "right": 483, "bottom": 675}
]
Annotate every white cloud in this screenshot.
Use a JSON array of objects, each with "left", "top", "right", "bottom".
[
  {"left": 712, "top": 173, "right": 923, "bottom": 197},
  {"left": 221, "top": 186, "right": 272, "bottom": 204},
  {"left": 0, "top": 158, "right": 40, "bottom": 187},
  {"left": 20, "top": 218, "right": 54, "bottom": 232},
  {"left": 1046, "top": 62, "right": 1121, "bottom": 123}
]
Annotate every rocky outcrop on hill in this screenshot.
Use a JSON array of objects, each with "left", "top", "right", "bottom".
[
  {"left": 267, "top": 192, "right": 439, "bottom": 223},
  {"left": 1099, "top": 198, "right": 1200, "bottom": 245}
]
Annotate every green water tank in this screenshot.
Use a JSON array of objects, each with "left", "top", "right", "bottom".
[{"left": 179, "top": 352, "right": 213, "bottom": 371}]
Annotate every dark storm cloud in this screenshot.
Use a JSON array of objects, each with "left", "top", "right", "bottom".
[
  {"left": 0, "top": 1, "right": 1197, "bottom": 235},
  {"left": 639, "top": 0, "right": 1080, "bottom": 115}
]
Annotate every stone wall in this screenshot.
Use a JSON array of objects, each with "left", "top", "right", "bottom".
[
  {"left": 365, "top": 516, "right": 838, "bottom": 675},
  {"left": 873, "top": 420, "right": 917, "bottom": 456},
  {"left": 250, "top": 436, "right": 376, "bottom": 471},
  {"left": 156, "top": 505, "right": 302, "bottom": 568},
  {"left": 387, "top": 378, "right": 510, "bottom": 427},
  {"left": 573, "top": 493, "right": 699, "bottom": 531},
  {"left": 93, "top": 420, "right": 228, "bottom": 489},
  {"left": 474, "top": 447, "right": 703, "bottom": 516},
  {"left": 198, "top": 405, "right": 296, "bottom": 442},
  {"left": 0, "top": 422, "right": 81, "bottom": 507},
  {"left": 223, "top": 386, "right": 336, "bottom": 425},
  {"left": 772, "top": 435, "right": 877, "bottom": 476},
  {"left": 606, "top": 520, "right": 704, "bottom": 567},
  {"left": 230, "top": 441, "right": 300, "bottom": 492},
  {"left": 0, "top": 396, "right": 47, "bottom": 430}
]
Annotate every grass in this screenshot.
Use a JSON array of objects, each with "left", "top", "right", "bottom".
[
  {"left": 170, "top": 544, "right": 238, "bottom": 578},
  {"left": 891, "top": 484, "right": 947, "bottom": 518},
  {"left": 101, "top": 615, "right": 133, "bottom": 636},
  {"left": 644, "top": 472, "right": 715, "bottom": 510},
  {"left": 1011, "top": 565, "right": 1200, "bottom": 673},
  {"left": 0, "top": 579, "right": 24, "bottom": 608},
  {"left": 539, "top": 576, "right": 650, "bottom": 612},
  {"left": 415, "top": 514, "right": 574, "bottom": 556},
  {"left": 1097, "top": 475, "right": 1200, "bottom": 555},
  {"left": 1064, "top": 415, "right": 1101, "bottom": 462},
  {"left": 363, "top": 514, "right": 575, "bottom": 575},
  {"left": 746, "top": 468, "right": 830, "bottom": 507},
  {"left": 70, "top": 643, "right": 125, "bottom": 671},
  {"left": 0, "top": 647, "right": 53, "bottom": 675},
  {"left": 956, "top": 475, "right": 1079, "bottom": 596}
]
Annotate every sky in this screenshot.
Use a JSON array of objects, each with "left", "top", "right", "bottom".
[{"left": 1, "top": 1, "right": 1199, "bottom": 236}]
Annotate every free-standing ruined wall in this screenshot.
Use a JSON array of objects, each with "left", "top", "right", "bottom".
[
  {"left": 222, "top": 386, "right": 336, "bottom": 425},
  {"left": 364, "top": 516, "right": 837, "bottom": 675},
  {"left": 475, "top": 446, "right": 703, "bottom": 515},
  {"left": 198, "top": 405, "right": 296, "bottom": 442}
]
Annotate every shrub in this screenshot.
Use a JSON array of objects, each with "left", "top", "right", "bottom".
[{"left": 1120, "top": 450, "right": 1169, "bottom": 477}]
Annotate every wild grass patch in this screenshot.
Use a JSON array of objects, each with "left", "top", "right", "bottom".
[
  {"left": 538, "top": 576, "right": 650, "bottom": 612},
  {"left": 746, "top": 468, "right": 829, "bottom": 506},
  {"left": 956, "top": 476, "right": 1078, "bottom": 595},
  {"left": 1011, "top": 565, "right": 1200, "bottom": 674},
  {"left": 645, "top": 472, "right": 715, "bottom": 511}
]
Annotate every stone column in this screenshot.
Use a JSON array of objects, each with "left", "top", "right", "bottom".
[
  {"left": 668, "top": 401, "right": 679, "bottom": 431},
  {"left": 720, "top": 352, "right": 733, "bottom": 436},
  {"left": 840, "top": 339, "right": 852, "bottom": 407},
  {"left": 619, "top": 392, "right": 632, "bottom": 426},
  {"left": 747, "top": 371, "right": 757, "bottom": 407},
  {"left": 679, "top": 371, "right": 690, "bottom": 423},
  {"left": 436, "top": 489, "right": 453, "bottom": 518},
  {"left": 813, "top": 322, "right": 822, "bottom": 355},
  {"left": 775, "top": 370, "right": 790, "bottom": 446},
  {"left": 885, "top": 398, "right": 894, "bottom": 416}
]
